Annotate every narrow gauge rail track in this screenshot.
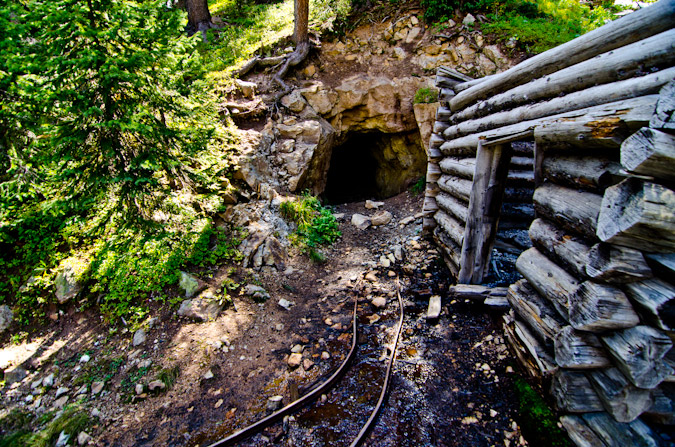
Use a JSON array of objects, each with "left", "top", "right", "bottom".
[{"left": 206, "top": 279, "right": 406, "bottom": 447}]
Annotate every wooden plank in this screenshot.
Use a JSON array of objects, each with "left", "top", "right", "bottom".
[
  {"left": 601, "top": 325, "right": 674, "bottom": 389},
  {"left": 437, "top": 175, "right": 472, "bottom": 202},
  {"left": 569, "top": 281, "right": 640, "bottom": 331},
  {"left": 650, "top": 79, "right": 675, "bottom": 130},
  {"left": 441, "top": 95, "right": 657, "bottom": 156},
  {"left": 449, "top": 0, "right": 675, "bottom": 111},
  {"left": 516, "top": 247, "right": 580, "bottom": 320},
  {"left": 458, "top": 142, "right": 513, "bottom": 283},
  {"left": 560, "top": 415, "right": 609, "bottom": 447},
  {"left": 625, "top": 278, "right": 675, "bottom": 331},
  {"left": 528, "top": 218, "right": 591, "bottom": 279},
  {"left": 587, "top": 367, "right": 654, "bottom": 423},
  {"left": 586, "top": 243, "right": 653, "bottom": 284},
  {"left": 597, "top": 179, "right": 675, "bottom": 252},
  {"left": 449, "top": 41, "right": 675, "bottom": 126},
  {"left": 435, "top": 192, "right": 468, "bottom": 223},
  {"left": 554, "top": 326, "right": 611, "bottom": 369},
  {"left": 533, "top": 183, "right": 603, "bottom": 241},
  {"left": 551, "top": 370, "right": 604, "bottom": 413},
  {"left": 542, "top": 156, "right": 623, "bottom": 193},
  {"left": 621, "top": 127, "right": 675, "bottom": 181},
  {"left": 582, "top": 412, "right": 661, "bottom": 447}
]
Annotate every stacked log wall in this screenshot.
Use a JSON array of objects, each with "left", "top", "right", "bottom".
[{"left": 424, "top": 1, "right": 675, "bottom": 444}]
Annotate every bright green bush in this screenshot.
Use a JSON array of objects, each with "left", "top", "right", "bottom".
[
  {"left": 280, "top": 193, "right": 341, "bottom": 261},
  {"left": 414, "top": 87, "right": 439, "bottom": 104}
]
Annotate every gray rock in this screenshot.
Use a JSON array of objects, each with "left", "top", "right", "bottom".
[
  {"left": 0, "top": 305, "right": 13, "bottom": 333},
  {"left": 135, "top": 383, "right": 144, "bottom": 395},
  {"left": 79, "top": 354, "right": 90, "bottom": 363},
  {"left": 291, "top": 344, "right": 303, "bottom": 353},
  {"left": 53, "top": 395, "right": 69, "bottom": 408},
  {"left": 138, "top": 359, "right": 152, "bottom": 369},
  {"left": 132, "top": 328, "right": 147, "bottom": 346},
  {"left": 55, "top": 386, "right": 69, "bottom": 398},
  {"left": 244, "top": 284, "right": 270, "bottom": 302},
  {"left": 76, "top": 384, "right": 88, "bottom": 395},
  {"left": 203, "top": 370, "right": 214, "bottom": 380},
  {"left": 77, "top": 432, "right": 93, "bottom": 446},
  {"left": 351, "top": 214, "right": 371, "bottom": 230},
  {"left": 267, "top": 395, "right": 284, "bottom": 411},
  {"left": 371, "top": 210, "right": 393, "bottom": 226},
  {"left": 365, "top": 200, "right": 384, "bottom": 209},
  {"left": 281, "top": 90, "right": 307, "bottom": 112},
  {"left": 148, "top": 380, "right": 165, "bottom": 391},
  {"left": 177, "top": 295, "right": 223, "bottom": 322},
  {"left": 287, "top": 353, "right": 303, "bottom": 368},
  {"left": 393, "top": 245, "right": 405, "bottom": 261},
  {"left": 399, "top": 216, "right": 415, "bottom": 226},
  {"left": 55, "top": 431, "right": 70, "bottom": 447},
  {"left": 43, "top": 373, "right": 54, "bottom": 388},
  {"left": 4, "top": 367, "right": 27, "bottom": 385},
  {"left": 54, "top": 256, "right": 90, "bottom": 303},
  {"left": 372, "top": 297, "right": 387, "bottom": 309},
  {"left": 278, "top": 298, "right": 293, "bottom": 310},
  {"left": 235, "top": 79, "right": 257, "bottom": 99},
  {"left": 427, "top": 295, "right": 442, "bottom": 320},
  {"left": 379, "top": 256, "right": 391, "bottom": 268},
  {"left": 31, "top": 378, "right": 43, "bottom": 389},
  {"left": 91, "top": 381, "right": 104, "bottom": 394},
  {"left": 178, "top": 271, "right": 201, "bottom": 298},
  {"left": 463, "top": 13, "right": 476, "bottom": 25}
]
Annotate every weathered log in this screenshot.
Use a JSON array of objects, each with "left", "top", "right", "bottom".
[
  {"left": 437, "top": 175, "right": 472, "bottom": 202},
  {"left": 533, "top": 183, "right": 602, "bottom": 241},
  {"left": 450, "top": 73, "right": 494, "bottom": 94},
  {"left": 560, "top": 415, "right": 608, "bottom": 447},
  {"left": 551, "top": 370, "right": 604, "bottom": 413},
  {"left": 621, "top": 127, "right": 675, "bottom": 181},
  {"left": 644, "top": 253, "right": 675, "bottom": 278},
  {"left": 569, "top": 281, "right": 640, "bottom": 331},
  {"left": 601, "top": 325, "right": 674, "bottom": 389},
  {"left": 586, "top": 243, "right": 653, "bottom": 284},
  {"left": 528, "top": 218, "right": 591, "bottom": 279},
  {"left": 425, "top": 183, "right": 440, "bottom": 197},
  {"left": 439, "top": 88, "right": 455, "bottom": 103},
  {"left": 582, "top": 412, "right": 661, "bottom": 447},
  {"left": 436, "top": 106, "right": 452, "bottom": 121},
  {"left": 516, "top": 247, "right": 581, "bottom": 320},
  {"left": 433, "top": 227, "right": 461, "bottom": 274},
  {"left": 428, "top": 147, "right": 442, "bottom": 161},
  {"left": 434, "top": 210, "right": 464, "bottom": 248},
  {"left": 503, "top": 313, "right": 544, "bottom": 378},
  {"left": 458, "top": 142, "right": 513, "bottom": 283},
  {"left": 435, "top": 192, "right": 468, "bottom": 222},
  {"left": 587, "top": 367, "right": 654, "bottom": 423},
  {"left": 433, "top": 121, "right": 450, "bottom": 134},
  {"left": 449, "top": 284, "right": 508, "bottom": 300},
  {"left": 449, "top": 0, "right": 675, "bottom": 111},
  {"left": 449, "top": 40, "right": 675, "bottom": 126},
  {"left": 436, "top": 66, "right": 474, "bottom": 88},
  {"left": 439, "top": 157, "right": 476, "bottom": 178},
  {"left": 542, "top": 156, "right": 623, "bottom": 193},
  {"left": 554, "top": 326, "right": 611, "bottom": 369},
  {"left": 422, "top": 217, "right": 437, "bottom": 235},
  {"left": 506, "top": 278, "right": 564, "bottom": 345},
  {"left": 513, "top": 316, "right": 558, "bottom": 377},
  {"left": 501, "top": 203, "right": 534, "bottom": 221},
  {"left": 510, "top": 156, "right": 534, "bottom": 170},
  {"left": 643, "top": 383, "right": 675, "bottom": 425},
  {"left": 423, "top": 196, "right": 439, "bottom": 213},
  {"left": 507, "top": 170, "right": 534, "bottom": 184},
  {"left": 597, "top": 179, "right": 675, "bottom": 252},
  {"left": 625, "top": 278, "right": 675, "bottom": 331},
  {"left": 426, "top": 163, "right": 441, "bottom": 183},
  {"left": 429, "top": 133, "right": 445, "bottom": 151},
  {"left": 441, "top": 95, "right": 657, "bottom": 156},
  {"left": 503, "top": 186, "right": 534, "bottom": 204},
  {"left": 650, "top": 79, "right": 675, "bottom": 130}
]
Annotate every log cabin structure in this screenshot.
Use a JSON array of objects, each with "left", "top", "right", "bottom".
[{"left": 423, "top": 0, "right": 675, "bottom": 444}]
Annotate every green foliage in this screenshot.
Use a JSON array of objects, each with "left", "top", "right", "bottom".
[
  {"left": 280, "top": 194, "right": 341, "bottom": 259},
  {"left": 157, "top": 365, "right": 180, "bottom": 390},
  {"left": 410, "top": 177, "right": 426, "bottom": 195},
  {"left": 413, "top": 87, "right": 439, "bottom": 104},
  {"left": 514, "top": 377, "right": 571, "bottom": 447},
  {"left": 0, "top": 406, "right": 91, "bottom": 447}
]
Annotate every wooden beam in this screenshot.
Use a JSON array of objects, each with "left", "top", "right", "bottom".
[
  {"left": 449, "top": 0, "right": 675, "bottom": 111},
  {"left": 434, "top": 210, "right": 465, "bottom": 249},
  {"left": 435, "top": 192, "right": 468, "bottom": 223},
  {"left": 582, "top": 412, "right": 662, "bottom": 447},
  {"left": 621, "top": 127, "right": 675, "bottom": 181},
  {"left": 533, "top": 183, "right": 603, "bottom": 241},
  {"left": 437, "top": 175, "right": 472, "bottom": 202},
  {"left": 458, "top": 142, "right": 513, "bottom": 283},
  {"left": 554, "top": 326, "right": 611, "bottom": 369},
  {"left": 439, "top": 157, "right": 475, "bottom": 178},
  {"left": 441, "top": 95, "right": 657, "bottom": 156},
  {"left": 560, "top": 415, "right": 608, "bottom": 447},
  {"left": 650, "top": 79, "right": 675, "bottom": 130},
  {"left": 569, "top": 281, "right": 640, "bottom": 331},
  {"left": 587, "top": 367, "right": 654, "bottom": 423},
  {"left": 643, "top": 384, "right": 675, "bottom": 425},
  {"left": 601, "top": 325, "right": 674, "bottom": 389},
  {"left": 542, "top": 156, "right": 623, "bottom": 193},
  {"left": 551, "top": 370, "right": 604, "bottom": 413},
  {"left": 528, "top": 218, "right": 592, "bottom": 279},
  {"left": 506, "top": 279, "right": 566, "bottom": 345},
  {"left": 586, "top": 243, "right": 653, "bottom": 284},
  {"left": 597, "top": 179, "right": 675, "bottom": 253},
  {"left": 516, "top": 247, "right": 580, "bottom": 320},
  {"left": 625, "top": 278, "right": 675, "bottom": 331}
]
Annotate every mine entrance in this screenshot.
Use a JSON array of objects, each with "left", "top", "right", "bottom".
[{"left": 323, "top": 131, "right": 427, "bottom": 204}]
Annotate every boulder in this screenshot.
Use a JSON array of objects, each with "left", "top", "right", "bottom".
[
  {"left": 413, "top": 102, "right": 440, "bottom": 153},
  {"left": 177, "top": 291, "right": 223, "bottom": 322},
  {"left": 55, "top": 256, "right": 90, "bottom": 303},
  {"left": 281, "top": 90, "right": 307, "bottom": 113},
  {"left": 244, "top": 284, "right": 270, "bottom": 301},
  {"left": 371, "top": 210, "right": 393, "bottom": 226},
  {"left": 178, "top": 271, "right": 201, "bottom": 298},
  {"left": 351, "top": 214, "right": 371, "bottom": 230},
  {"left": 4, "top": 366, "right": 27, "bottom": 385},
  {"left": 235, "top": 79, "right": 257, "bottom": 99},
  {"left": 0, "top": 305, "right": 12, "bottom": 333}
]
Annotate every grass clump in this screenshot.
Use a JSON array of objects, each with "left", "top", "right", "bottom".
[
  {"left": 280, "top": 194, "right": 341, "bottom": 262},
  {"left": 514, "top": 377, "right": 571, "bottom": 447},
  {"left": 0, "top": 406, "right": 91, "bottom": 447},
  {"left": 413, "top": 87, "right": 439, "bottom": 104}
]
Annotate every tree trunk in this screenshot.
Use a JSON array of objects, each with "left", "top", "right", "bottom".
[
  {"left": 294, "top": 0, "right": 309, "bottom": 46},
  {"left": 186, "top": 0, "right": 212, "bottom": 37}
]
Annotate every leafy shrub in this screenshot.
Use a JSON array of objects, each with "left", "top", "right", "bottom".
[
  {"left": 414, "top": 87, "right": 439, "bottom": 104},
  {"left": 280, "top": 194, "right": 341, "bottom": 260}
]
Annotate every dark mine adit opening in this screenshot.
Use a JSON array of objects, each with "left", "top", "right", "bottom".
[{"left": 322, "top": 131, "right": 427, "bottom": 204}]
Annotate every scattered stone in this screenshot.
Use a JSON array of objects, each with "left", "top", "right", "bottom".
[
  {"left": 235, "top": 79, "right": 257, "bottom": 99},
  {"left": 77, "top": 432, "right": 93, "bottom": 446},
  {"left": 388, "top": 271, "right": 396, "bottom": 277},
  {"left": 275, "top": 323, "right": 284, "bottom": 331},
  {"left": 490, "top": 409, "right": 498, "bottom": 418},
  {"left": 53, "top": 395, "right": 69, "bottom": 408},
  {"left": 177, "top": 294, "right": 223, "bottom": 322},
  {"left": 0, "top": 305, "right": 13, "bottom": 333},
  {"left": 303, "top": 359, "right": 314, "bottom": 371},
  {"left": 304, "top": 64, "right": 316, "bottom": 77},
  {"left": 138, "top": 359, "right": 152, "bottom": 369},
  {"left": 55, "top": 386, "right": 69, "bottom": 398},
  {"left": 365, "top": 272, "right": 378, "bottom": 282},
  {"left": 135, "top": 384, "right": 144, "bottom": 395},
  {"left": 278, "top": 298, "right": 293, "bottom": 310},
  {"left": 475, "top": 34, "right": 484, "bottom": 47},
  {"left": 79, "top": 354, "right": 91, "bottom": 363},
  {"left": 447, "top": 19, "right": 457, "bottom": 27},
  {"left": 133, "top": 328, "right": 147, "bottom": 346},
  {"left": 379, "top": 256, "right": 391, "bottom": 268},
  {"left": 371, "top": 210, "right": 393, "bottom": 226},
  {"left": 267, "top": 395, "right": 284, "bottom": 411},
  {"left": 215, "top": 399, "right": 224, "bottom": 409},
  {"left": 463, "top": 13, "right": 476, "bottom": 25},
  {"left": 365, "top": 200, "right": 384, "bottom": 209},
  {"left": 43, "top": 373, "right": 54, "bottom": 388},
  {"left": 351, "top": 214, "right": 371, "bottom": 230},
  {"left": 287, "top": 353, "right": 303, "bottom": 368},
  {"left": 31, "top": 378, "right": 43, "bottom": 389},
  {"left": 178, "top": 271, "right": 201, "bottom": 298},
  {"left": 372, "top": 297, "right": 387, "bottom": 309},
  {"left": 400, "top": 216, "right": 415, "bottom": 226},
  {"left": 367, "top": 314, "right": 381, "bottom": 324},
  {"left": 333, "top": 213, "right": 345, "bottom": 220},
  {"left": 148, "top": 380, "right": 166, "bottom": 391},
  {"left": 4, "top": 366, "right": 27, "bottom": 385},
  {"left": 393, "top": 245, "right": 404, "bottom": 261},
  {"left": 55, "top": 431, "right": 70, "bottom": 447},
  {"left": 244, "top": 284, "right": 270, "bottom": 301},
  {"left": 427, "top": 295, "right": 442, "bottom": 321},
  {"left": 91, "top": 408, "right": 101, "bottom": 418},
  {"left": 203, "top": 370, "right": 214, "bottom": 380},
  {"left": 506, "top": 366, "right": 514, "bottom": 373},
  {"left": 291, "top": 344, "right": 304, "bottom": 353},
  {"left": 25, "top": 394, "right": 34, "bottom": 403},
  {"left": 55, "top": 256, "right": 90, "bottom": 303},
  {"left": 506, "top": 37, "right": 518, "bottom": 49},
  {"left": 76, "top": 384, "right": 88, "bottom": 395},
  {"left": 91, "top": 381, "right": 104, "bottom": 395},
  {"left": 321, "top": 351, "right": 331, "bottom": 360}
]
